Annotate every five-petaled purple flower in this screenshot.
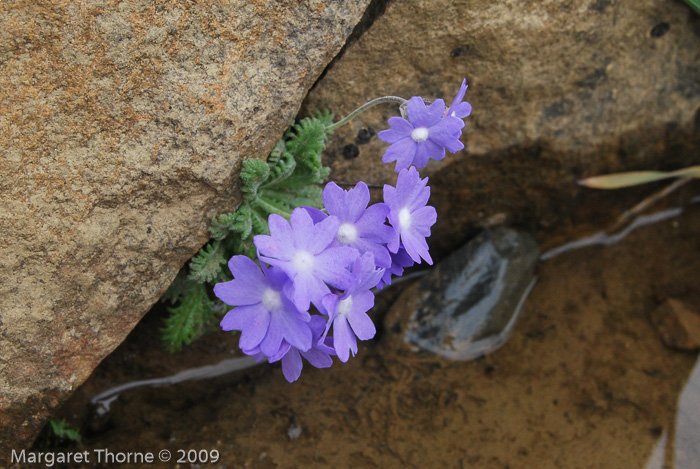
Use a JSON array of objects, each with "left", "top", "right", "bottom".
[
  {"left": 378, "top": 96, "right": 465, "bottom": 172},
  {"left": 321, "top": 252, "right": 384, "bottom": 362},
  {"left": 322, "top": 181, "right": 394, "bottom": 268},
  {"left": 384, "top": 167, "right": 437, "bottom": 265},
  {"left": 215, "top": 256, "right": 312, "bottom": 357},
  {"left": 254, "top": 208, "right": 358, "bottom": 312}
]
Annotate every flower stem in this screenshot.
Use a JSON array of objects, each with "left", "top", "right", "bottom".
[{"left": 325, "top": 96, "right": 407, "bottom": 133}]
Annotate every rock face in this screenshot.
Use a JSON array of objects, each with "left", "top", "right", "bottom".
[
  {"left": 384, "top": 228, "right": 539, "bottom": 360},
  {"left": 303, "top": 0, "right": 700, "bottom": 253},
  {"left": 0, "top": 0, "right": 370, "bottom": 454}
]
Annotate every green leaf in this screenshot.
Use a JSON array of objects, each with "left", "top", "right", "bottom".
[
  {"left": 683, "top": 0, "right": 700, "bottom": 15},
  {"left": 49, "top": 419, "right": 81, "bottom": 443},
  {"left": 188, "top": 240, "right": 227, "bottom": 284},
  {"left": 161, "top": 281, "right": 218, "bottom": 352},
  {"left": 578, "top": 166, "right": 700, "bottom": 189},
  {"left": 211, "top": 206, "right": 253, "bottom": 240},
  {"left": 240, "top": 158, "right": 270, "bottom": 201}
]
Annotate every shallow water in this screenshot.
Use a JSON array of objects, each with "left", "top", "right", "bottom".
[{"left": 48, "top": 202, "right": 700, "bottom": 468}]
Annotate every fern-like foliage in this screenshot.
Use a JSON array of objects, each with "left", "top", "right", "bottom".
[
  {"left": 160, "top": 112, "right": 333, "bottom": 351},
  {"left": 161, "top": 281, "right": 219, "bottom": 352}
]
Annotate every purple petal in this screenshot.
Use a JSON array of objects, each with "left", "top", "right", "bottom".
[
  {"left": 303, "top": 206, "right": 328, "bottom": 224},
  {"left": 254, "top": 234, "right": 290, "bottom": 261},
  {"left": 260, "top": 314, "right": 285, "bottom": 357},
  {"left": 411, "top": 206, "right": 437, "bottom": 234},
  {"left": 227, "top": 255, "right": 264, "bottom": 280},
  {"left": 308, "top": 215, "right": 341, "bottom": 255},
  {"left": 378, "top": 116, "right": 414, "bottom": 143},
  {"left": 345, "top": 182, "right": 370, "bottom": 222},
  {"left": 215, "top": 256, "right": 266, "bottom": 305},
  {"left": 452, "top": 101, "right": 472, "bottom": 119},
  {"left": 314, "top": 247, "right": 358, "bottom": 289},
  {"left": 406, "top": 96, "right": 428, "bottom": 124},
  {"left": 401, "top": 229, "right": 433, "bottom": 265},
  {"left": 289, "top": 208, "right": 317, "bottom": 252},
  {"left": 320, "top": 294, "right": 339, "bottom": 339},
  {"left": 277, "top": 310, "right": 312, "bottom": 352},
  {"left": 322, "top": 182, "right": 346, "bottom": 218},
  {"left": 220, "top": 303, "right": 271, "bottom": 350},
  {"left": 422, "top": 99, "right": 446, "bottom": 126},
  {"left": 447, "top": 80, "right": 472, "bottom": 118},
  {"left": 448, "top": 80, "right": 468, "bottom": 111},
  {"left": 308, "top": 315, "right": 328, "bottom": 337},
  {"left": 425, "top": 138, "right": 447, "bottom": 162},
  {"left": 383, "top": 184, "right": 397, "bottom": 208},
  {"left": 264, "top": 265, "right": 292, "bottom": 291},
  {"left": 301, "top": 347, "right": 333, "bottom": 369},
  {"left": 281, "top": 349, "right": 303, "bottom": 382},
  {"left": 265, "top": 214, "right": 295, "bottom": 254},
  {"left": 407, "top": 185, "right": 431, "bottom": 212},
  {"left": 395, "top": 167, "right": 428, "bottom": 204},
  {"left": 355, "top": 203, "right": 390, "bottom": 236},
  {"left": 428, "top": 117, "right": 465, "bottom": 153},
  {"left": 412, "top": 141, "right": 433, "bottom": 168},
  {"left": 353, "top": 238, "right": 392, "bottom": 269},
  {"left": 382, "top": 138, "right": 417, "bottom": 172},
  {"left": 267, "top": 341, "right": 292, "bottom": 362},
  {"left": 288, "top": 271, "right": 331, "bottom": 312},
  {"left": 332, "top": 315, "right": 357, "bottom": 363},
  {"left": 213, "top": 279, "right": 261, "bottom": 307},
  {"left": 348, "top": 309, "right": 376, "bottom": 342}
]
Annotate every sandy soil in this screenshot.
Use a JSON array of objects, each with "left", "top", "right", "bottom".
[{"left": 38, "top": 192, "right": 700, "bottom": 469}]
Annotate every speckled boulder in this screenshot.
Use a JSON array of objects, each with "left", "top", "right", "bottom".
[
  {"left": 0, "top": 0, "right": 370, "bottom": 455},
  {"left": 303, "top": 0, "right": 700, "bottom": 253}
]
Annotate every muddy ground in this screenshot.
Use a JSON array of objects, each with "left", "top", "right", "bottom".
[{"left": 33, "top": 185, "right": 700, "bottom": 469}]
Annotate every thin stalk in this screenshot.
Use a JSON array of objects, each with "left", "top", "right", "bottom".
[
  {"left": 325, "top": 96, "right": 407, "bottom": 133},
  {"left": 606, "top": 177, "right": 693, "bottom": 233}
]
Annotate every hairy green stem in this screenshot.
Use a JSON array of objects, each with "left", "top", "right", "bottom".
[{"left": 325, "top": 96, "right": 407, "bottom": 132}]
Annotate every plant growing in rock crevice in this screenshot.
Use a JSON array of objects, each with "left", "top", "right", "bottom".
[
  {"left": 161, "top": 80, "right": 473, "bottom": 383},
  {"left": 161, "top": 112, "right": 333, "bottom": 351}
]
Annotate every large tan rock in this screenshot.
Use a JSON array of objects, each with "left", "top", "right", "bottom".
[
  {"left": 304, "top": 0, "right": 700, "bottom": 253},
  {"left": 0, "top": 0, "right": 370, "bottom": 454}
]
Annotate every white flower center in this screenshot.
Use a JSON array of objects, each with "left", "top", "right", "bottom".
[
  {"left": 262, "top": 288, "right": 283, "bottom": 312},
  {"left": 337, "top": 296, "right": 353, "bottom": 316},
  {"left": 336, "top": 223, "right": 359, "bottom": 245},
  {"left": 291, "top": 250, "right": 315, "bottom": 273},
  {"left": 411, "top": 127, "right": 429, "bottom": 143},
  {"left": 398, "top": 207, "right": 412, "bottom": 230}
]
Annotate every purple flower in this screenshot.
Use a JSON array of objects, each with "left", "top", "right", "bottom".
[
  {"left": 378, "top": 96, "right": 464, "bottom": 172},
  {"left": 376, "top": 245, "right": 415, "bottom": 289},
  {"left": 322, "top": 252, "right": 384, "bottom": 362},
  {"left": 254, "top": 208, "right": 358, "bottom": 312},
  {"left": 446, "top": 79, "right": 472, "bottom": 119},
  {"left": 384, "top": 167, "right": 437, "bottom": 265},
  {"left": 322, "top": 181, "right": 394, "bottom": 268},
  {"left": 266, "top": 316, "right": 336, "bottom": 383},
  {"left": 215, "top": 256, "right": 312, "bottom": 357}
]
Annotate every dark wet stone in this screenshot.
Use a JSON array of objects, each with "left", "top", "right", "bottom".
[
  {"left": 384, "top": 227, "right": 539, "bottom": 360},
  {"left": 343, "top": 143, "right": 360, "bottom": 159}
]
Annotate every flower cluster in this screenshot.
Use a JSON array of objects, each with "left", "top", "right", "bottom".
[{"left": 214, "top": 80, "right": 470, "bottom": 381}]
